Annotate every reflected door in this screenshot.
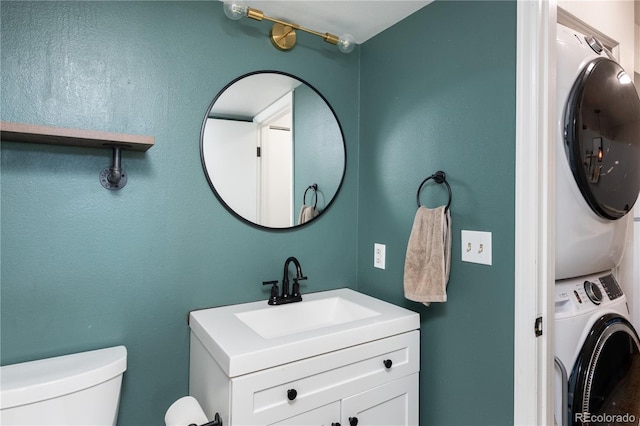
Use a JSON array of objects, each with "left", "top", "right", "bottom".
[{"left": 259, "top": 125, "right": 293, "bottom": 227}]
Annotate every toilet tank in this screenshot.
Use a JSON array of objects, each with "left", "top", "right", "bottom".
[{"left": 0, "top": 346, "right": 127, "bottom": 426}]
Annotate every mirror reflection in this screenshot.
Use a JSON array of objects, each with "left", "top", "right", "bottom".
[{"left": 201, "top": 71, "right": 346, "bottom": 229}]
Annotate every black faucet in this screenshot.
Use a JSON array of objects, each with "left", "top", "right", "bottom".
[{"left": 262, "top": 256, "right": 307, "bottom": 305}]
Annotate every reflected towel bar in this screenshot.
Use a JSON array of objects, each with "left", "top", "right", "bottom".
[{"left": 303, "top": 183, "right": 318, "bottom": 208}]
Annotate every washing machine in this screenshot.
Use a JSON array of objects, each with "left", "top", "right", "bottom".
[
  {"left": 555, "top": 271, "right": 640, "bottom": 426},
  {"left": 555, "top": 23, "right": 640, "bottom": 280}
]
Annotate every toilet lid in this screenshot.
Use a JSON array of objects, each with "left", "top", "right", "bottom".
[
  {"left": 0, "top": 346, "right": 126, "bottom": 409},
  {"left": 564, "top": 57, "right": 640, "bottom": 220}
]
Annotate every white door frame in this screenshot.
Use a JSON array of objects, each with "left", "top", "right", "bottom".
[{"left": 514, "top": 1, "right": 557, "bottom": 424}]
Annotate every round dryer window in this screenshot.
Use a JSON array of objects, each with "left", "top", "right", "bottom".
[{"left": 564, "top": 57, "right": 640, "bottom": 220}]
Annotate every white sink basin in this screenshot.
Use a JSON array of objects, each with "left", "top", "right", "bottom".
[
  {"left": 235, "top": 296, "right": 380, "bottom": 339},
  {"left": 189, "top": 288, "right": 419, "bottom": 377}
]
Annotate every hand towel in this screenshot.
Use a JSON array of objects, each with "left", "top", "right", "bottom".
[
  {"left": 403, "top": 205, "right": 451, "bottom": 306},
  {"left": 298, "top": 204, "right": 319, "bottom": 224}
]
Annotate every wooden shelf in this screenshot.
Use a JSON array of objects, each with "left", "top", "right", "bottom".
[{"left": 0, "top": 121, "right": 154, "bottom": 152}]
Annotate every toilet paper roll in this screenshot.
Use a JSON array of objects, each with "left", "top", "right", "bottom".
[{"left": 165, "top": 396, "right": 209, "bottom": 426}]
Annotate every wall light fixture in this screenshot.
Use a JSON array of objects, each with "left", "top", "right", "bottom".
[
  {"left": 617, "top": 71, "right": 632, "bottom": 85},
  {"left": 223, "top": 1, "right": 356, "bottom": 53}
]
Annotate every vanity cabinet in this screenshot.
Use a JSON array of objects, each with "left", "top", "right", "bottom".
[{"left": 190, "top": 330, "right": 419, "bottom": 426}]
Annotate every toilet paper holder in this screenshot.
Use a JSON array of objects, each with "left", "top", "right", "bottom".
[{"left": 189, "top": 413, "right": 222, "bottom": 426}]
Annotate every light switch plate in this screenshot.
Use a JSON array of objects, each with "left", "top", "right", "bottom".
[{"left": 461, "top": 230, "right": 492, "bottom": 265}]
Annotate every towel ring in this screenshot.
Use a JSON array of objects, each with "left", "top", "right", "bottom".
[
  {"left": 303, "top": 184, "right": 318, "bottom": 208},
  {"left": 416, "top": 171, "right": 452, "bottom": 212}
]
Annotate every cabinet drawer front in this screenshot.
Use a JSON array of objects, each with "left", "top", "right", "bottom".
[{"left": 231, "top": 330, "right": 419, "bottom": 425}]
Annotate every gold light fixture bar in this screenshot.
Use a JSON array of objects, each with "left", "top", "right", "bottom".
[{"left": 223, "top": 2, "right": 355, "bottom": 53}]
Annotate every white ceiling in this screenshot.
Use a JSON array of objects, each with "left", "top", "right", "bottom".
[
  {"left": 209, "top": 73, "right": 302, "bottom": 120},
  {"left": 221, "top": 1, "right": 434, "bottom": 44},
  {"left": 211, "top": 1, "right": 433, "bottom": 118}
]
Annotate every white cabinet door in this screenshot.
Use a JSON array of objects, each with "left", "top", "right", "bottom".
[
  {"left": 270, "top": 401, "right": 340, "bottom": 426},
  {"left": 341, "top": 374, "right": 419, "bottom": 426}
]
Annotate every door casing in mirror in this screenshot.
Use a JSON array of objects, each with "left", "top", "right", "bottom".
[{"left": 200, "top": 71, "right": 346, "bottom": 230}]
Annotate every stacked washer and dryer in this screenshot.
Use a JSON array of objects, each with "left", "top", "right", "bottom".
[{"left": 554, "top": 24, "right": 640, "bottom": 426}]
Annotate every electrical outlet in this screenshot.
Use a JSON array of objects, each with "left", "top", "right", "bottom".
[
  {"left": 374, "top": 243, "right": 386, "bottom": 269},
  {"left": 461, "top": 230, "right": 492, "bottom": 265}
]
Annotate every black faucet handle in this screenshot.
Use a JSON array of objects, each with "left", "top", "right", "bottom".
[
  {"left": 291, "top": 276, "right": 306, "bottom": 299},
  {"left": 262, "top": 280, "right": 279, "bottom": 305}
]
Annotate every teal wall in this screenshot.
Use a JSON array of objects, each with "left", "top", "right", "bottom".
[
  {"left": 0, "top": 2, "right": 359, "bottom": 425},
  {"left": 1, "top": 1, "right": 517, "bottom": 425},
  {"left": 357, "top": 2, "right": 516, "bottom": 425},
  {"left": 293, "top": 84, "right": 344, "bottom": 213}
]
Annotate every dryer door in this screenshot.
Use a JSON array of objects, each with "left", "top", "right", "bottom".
[
  {"left": 564, "top": 57, "right": 640, "bottom": 219},
  {"left": 568, "top": 314, "right": 640, "bottom": 425}
]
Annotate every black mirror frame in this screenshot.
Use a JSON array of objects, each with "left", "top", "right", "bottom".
[{"left": 200, "top": 70, "right": 347, "bottom": 231}]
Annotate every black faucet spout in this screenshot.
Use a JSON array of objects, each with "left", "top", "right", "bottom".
[
  {"left": 281, "top": 256, "right": 305, "bottom": 302},
  {"left": 263, "top": 257, "right": 307, "bottom": 305}
]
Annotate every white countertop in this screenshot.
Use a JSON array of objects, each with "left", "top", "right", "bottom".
[{"left": 189, "top": 288, "right": 419, "bottom": 377}]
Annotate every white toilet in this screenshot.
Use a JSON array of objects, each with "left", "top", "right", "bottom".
[{"left": 0, "top": 345, "right": 127, "bottom": 425}]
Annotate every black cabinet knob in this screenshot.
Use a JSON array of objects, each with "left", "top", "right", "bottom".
[
  {"left": 383, "top": 359, "right": 393, "bottom": 369},
  {"left": 287, "top": 388, "right": 297, "bottom": 401},
  {"left": 331, "top": 423, "right": 341, "bottom": 426},
  {"left": 349, "top": 417, "right": 358, "bottom": 426}
]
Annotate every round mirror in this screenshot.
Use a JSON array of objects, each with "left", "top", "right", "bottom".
[{"left": 201, "top": 71, "right": 346, "bottom": 229}]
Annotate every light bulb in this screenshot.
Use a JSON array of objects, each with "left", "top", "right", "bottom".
[
  {"left": 223, "top": 1, "right": 247, "bottom": 20},
  {"left": 617, "top": 71, "right": 631, "bottom": 85},
  {"left": 337, "top": 34, "right": 356, "bottom": 53}
]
